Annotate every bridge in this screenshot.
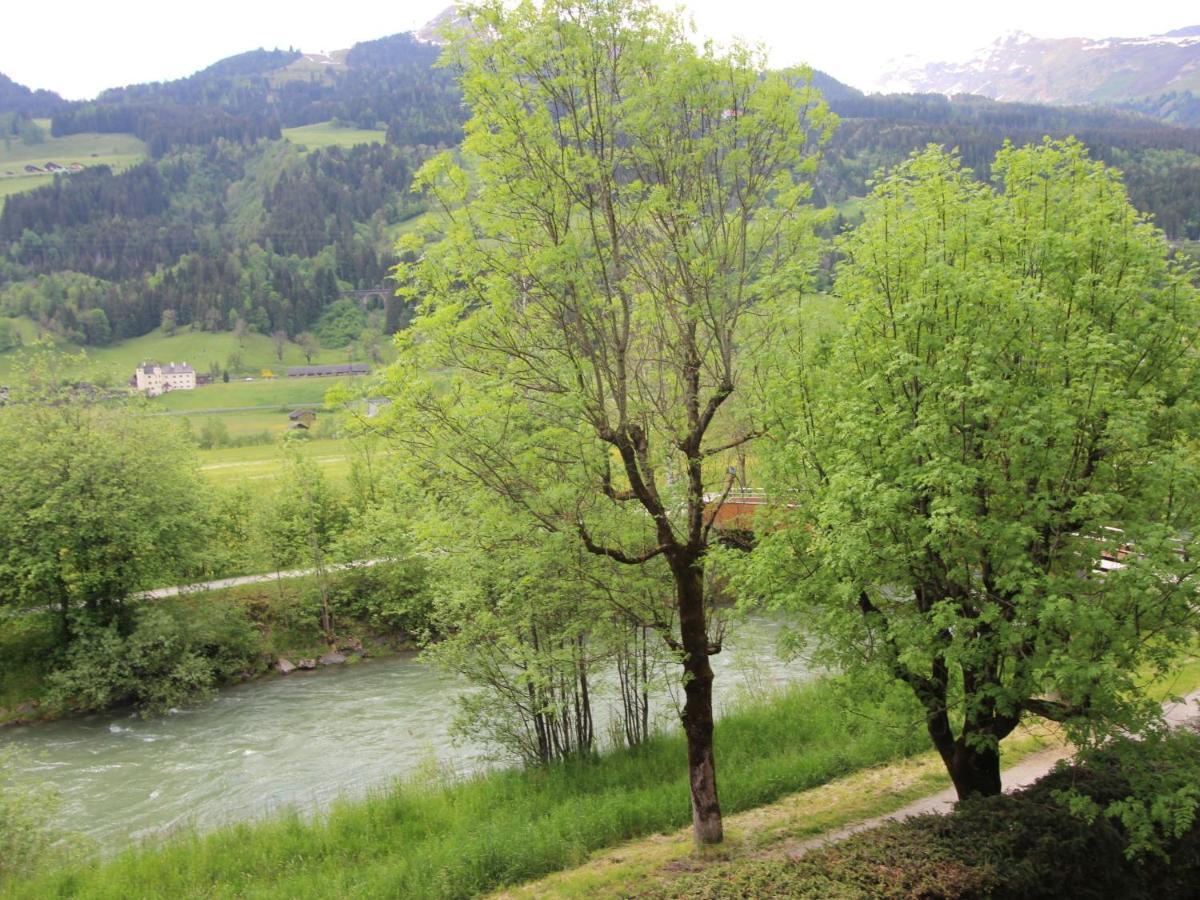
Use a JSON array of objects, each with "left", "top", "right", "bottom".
[{"left": 705, "top": 489, "right": 772, "bottom": 536}]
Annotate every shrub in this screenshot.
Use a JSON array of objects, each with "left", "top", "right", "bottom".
[{"left": 46, "top": 600, "right": 260, "bottom": 716}]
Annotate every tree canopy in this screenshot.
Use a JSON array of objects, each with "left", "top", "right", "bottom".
[
  {"left": 382, "top": 0, "right": 833, "bottom": 843},
  {"left": 743, "top": 140, "right": 1200, "bottom": 798}
]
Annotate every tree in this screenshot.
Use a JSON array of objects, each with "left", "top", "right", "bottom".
[
  {"left": 297, "top": 331, "right": 319, "bottom": 364},
  {"left": 386, "top": 0, "right": 832, "bottom": 843},
  {"left": 0, "top": 347, "right": 206, "bottom": 641},
  {"left": 160, "top": 308, "right": 177, "bottom": 336},
  {"left": 266, "top": 448, "right": 349, "bottom": 646},
  {"left": 744, "top": 141, "right": 1200, "bottom": 800},
  {"left": 272, "top": 329, "right": 288, "bottom": 362}
]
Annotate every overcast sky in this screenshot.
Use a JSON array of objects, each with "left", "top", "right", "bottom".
[{"left": 4, "top": 1, "right": 1198, "bottom": 100}]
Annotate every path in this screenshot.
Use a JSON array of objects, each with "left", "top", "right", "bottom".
[
  {"left": 135, "top": 559, "right": 381, "bottom": 599},
  {"left": 785, "top": 687, "right": 1200, "bottom": 859}
]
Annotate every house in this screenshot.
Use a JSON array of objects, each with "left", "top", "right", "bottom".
[
  {"left": 44, "top": 162, "right": 63, "bottom": 172},
  {"left": 24, "top": 164, "right": 44, "bottom": 174},
  {"left": 288, "top": 409, "right": 317, "bottom": 429},
  {"left": 286, "top": 363, "right": 369, "bottom": 378},
  {"left": 134, "top": 361, "right": 197, "bottom": 396}
]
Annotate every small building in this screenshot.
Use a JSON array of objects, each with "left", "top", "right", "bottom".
[
  {"left": 24, "top": 164, "right": 44, "bottom": 174},
  {"left": 365, "top": 397, "right": 391, "bottom": 418},
  {"left": 286, "top": 363, "right": 369, "bottom": 378},
  {"left": 135, "top": 361, "right": 197, "bottom": 396},
  {"left": 288, "top": 409, "right": 317, "bottom": 429},
  {"left": 44, "top": 162, "right": 63, "bottom": 172}
]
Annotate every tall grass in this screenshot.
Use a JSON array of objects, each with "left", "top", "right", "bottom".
[{"left": 7, "top": 680, "right": 926, "bottom": 899}]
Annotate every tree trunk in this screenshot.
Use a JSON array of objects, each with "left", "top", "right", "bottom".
[
  {"left": 946, "top": 739, "right": 1002, "bottom": 799},
  {"left": 674, "top": 557, "right": 723, "bottom": 845}
]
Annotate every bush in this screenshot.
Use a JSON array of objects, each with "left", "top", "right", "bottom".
[{"left": 46, "top": 600, "right": 260, "bottom": 716}]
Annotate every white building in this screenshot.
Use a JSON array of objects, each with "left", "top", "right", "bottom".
[{"left": 135, "top": 361, "right": 197, "bottom": 396}]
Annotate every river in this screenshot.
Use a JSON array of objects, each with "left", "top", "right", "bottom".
[{"left": 1, "top": 617, "right": 808, "bottom": 853}]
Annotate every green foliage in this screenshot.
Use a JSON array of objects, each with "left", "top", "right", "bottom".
[
  {"left": 45, "top": 601, "right": 260, "bottom": 716},
  {"left": 0, "top": 748, "right": 75, "bottom": 885},
  {"left": 0, "top": 347, "right": 207, "bottom": 636},
  {"left": 332, "top": 506, "right": 430, "bottom": 635},
  {"left": 744, "top": 139, "right": 1200, "bottom": 794},
  {"left": 657, "top": 730, "right": 1200, "bottom": 899},
  {"left": 314, "top": 299, "right": 367, "bottom": 349},
  {"left": 10, "top": 679, "right": 929, "bottom": 898}
]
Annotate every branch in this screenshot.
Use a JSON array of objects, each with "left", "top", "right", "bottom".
[
  {"left": 702, "top": 470, "right": 738, "bottom": 544},
  {"left": 702, "top": 430, "right": 763, "bottom": 459},
  {"left": 1023, "top": 697, "right": 1085, "bottom": 723},
  {"left": 577, "top": 521, "right": 669, "bottom": 566}
]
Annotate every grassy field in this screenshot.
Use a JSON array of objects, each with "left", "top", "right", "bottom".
[
  {"left": 0, "top": 325, "right": 387, "bottom": 382},
  {"left": 0, "top": 129, "right": 146, "bottom": 209},
  {"left": 282, "top": 122, "right": 387, "bottom": 151},
  {"left": 5, "top": 680, "right": 933, "bottom": 899},
  {"left": 197, "top": 437, "right": 358, "bottom": 487},
  {"left": 151, "top": 376, "right": 348, "bottom": 411}
]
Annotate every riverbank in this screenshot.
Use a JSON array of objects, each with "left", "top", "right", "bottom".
[
  {"left": 0, "top": 571, "right": 419, "bottom": 727},
  {"left": 5, "top": 679, "right": 932, "bottom": 898}
]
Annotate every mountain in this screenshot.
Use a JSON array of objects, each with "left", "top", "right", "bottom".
[
  {"left": 0, "top": 72, "right": 68, "bottom": 118},
  {"left": 876, "top": 27, "right": 1200, "bottom": 110},
  {"left": 2, "top": 21, "right": 1199, "bottom": 358}
]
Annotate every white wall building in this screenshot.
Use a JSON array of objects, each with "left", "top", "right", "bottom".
[{"left": 135, "top": 361, "right": 197, "bottom": 396}]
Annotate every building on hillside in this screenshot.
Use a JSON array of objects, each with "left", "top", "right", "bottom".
[
  {"left": 134, "top": 361, "right": 197, "bottom": 396},
  {"left": 286, "top": 363, "right": 369, "bottom": 378}
]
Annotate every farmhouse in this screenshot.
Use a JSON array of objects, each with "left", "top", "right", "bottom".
[
  {"left": 286, "top": 363, "right": 369, "bottom": 378},
  {"left": 288, "top": 409, "right": 317, "bottom": 429},
  {"left": 135, "top": 361, "right": 197, "bottom": 396}
]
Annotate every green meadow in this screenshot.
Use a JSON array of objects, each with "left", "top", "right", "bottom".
[
  {"left": 0, "top": 324, "right": 386, "bottom": 382},
  {"left": 282, "top": 122, "right": 387, "bottom": 151},
  {"left": 196, "top": 437, "right": 358, "bottom": 487},
  {"left": 0, "top": 128, "right": 146, "bottom": 209}
]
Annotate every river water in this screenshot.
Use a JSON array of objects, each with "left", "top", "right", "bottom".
[{"left": 1, "top": 617, "right": 807, "bottom": 853}]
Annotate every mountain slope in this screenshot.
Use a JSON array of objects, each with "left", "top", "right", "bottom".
[{"left": 877, "top": 27, "right": 1200, "bottom": 106}]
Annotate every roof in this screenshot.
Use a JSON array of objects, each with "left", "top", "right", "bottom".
[
  {"left": 138, "top": 361, "right": 195, "bottom": 375},
  {"left": 288, "top": 409, "right": 317, "bottom": 420},
  {"left": 286, "top": 364, "right": 369, "bottom": 377}
]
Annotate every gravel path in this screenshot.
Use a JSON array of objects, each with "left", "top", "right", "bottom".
[{"left": 787, "top": 688, "right": 1200, "bottom": 859}]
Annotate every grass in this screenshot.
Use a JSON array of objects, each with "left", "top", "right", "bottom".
[
  {"left": 151, "top": 377, "right": 344, "bottom": 411},
  {"left": 5, "top": 681, "right": 932, "bottom": 899},
  {"left": 197, "top": 437, "right": 358, "bottom": 487},
  {"left": 282, "top": 122, "right": 387, "bottom": 151},
  {"left": 500, "top": 652, "right": 1200, "bottom": 899},
  {"left": 0, "top": 131, "right": 146, "bottom": 209},
  {"left": 0, "top": 325, "right": 388, "bottom": 383}
]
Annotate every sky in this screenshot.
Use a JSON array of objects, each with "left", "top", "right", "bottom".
[{"left": 3, "top": 0, "right": 1198, "bottom": 100}]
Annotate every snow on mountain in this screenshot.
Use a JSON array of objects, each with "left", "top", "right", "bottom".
[{"left": 873, "top": 26, "right": 1200, "bottom": 105}]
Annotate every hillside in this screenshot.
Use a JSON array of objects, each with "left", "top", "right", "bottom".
[
  {"left": 876, "top": 26, "right": 1200, "bottom": 125},
  {"left": 2, "top": 17, "right": 1200, "bottom": 375}
]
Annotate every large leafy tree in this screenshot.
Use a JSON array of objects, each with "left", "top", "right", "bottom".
[
  {"left": 383, "top": 0, "right": 832, "bottom": 843},
  {"left": 0, "top": 348, "right": 206, "bottom": 640},
  {"left": 745, "top": 141, "right": 1200, "bottom": 799}
]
